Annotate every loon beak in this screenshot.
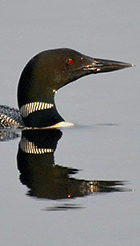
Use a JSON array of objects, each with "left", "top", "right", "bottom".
[{"left": 83, "top": 58, "right": 134, "bottom": 74}]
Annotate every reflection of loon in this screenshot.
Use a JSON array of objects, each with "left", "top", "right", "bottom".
[
  {"left": 17, "top": 129, "right": 128, "bottom": 201},
  {"left": 0, "top": 48, "right": 133, "bottom": 129}
]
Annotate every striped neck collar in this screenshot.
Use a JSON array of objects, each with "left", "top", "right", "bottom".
[
  {"left": 20, "top": 137, "right": 54, "bottom": 154},
  {"left": 20, "top": 102, "right": 54, "bottom": 118}
]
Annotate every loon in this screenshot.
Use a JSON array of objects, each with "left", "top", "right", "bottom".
[{"left": 0, "top": 48, "right": 133, "bottom": 129}]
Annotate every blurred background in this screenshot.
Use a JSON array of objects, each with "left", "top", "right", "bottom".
[{"left": 0, "top": 1, "right": 140, "bottom": 246}]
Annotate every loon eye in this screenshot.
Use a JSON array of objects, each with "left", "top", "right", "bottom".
[{"left": 66, "top": 58, "right": 74, "bottom": 66}]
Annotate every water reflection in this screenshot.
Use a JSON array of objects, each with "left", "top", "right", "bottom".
[
  {"left": 0, "top": 129, "right": 20, "bottom": 141},
  {"left": 17, "top": 130, "right": 128, "bottom": 200},
  {"left": 0, "top": 128, "right": 130, "bottom": 210}
]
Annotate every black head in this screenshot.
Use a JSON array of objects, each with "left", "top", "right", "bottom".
[{"left": 17, "top": 48, "right": 133, "bottom": 127}]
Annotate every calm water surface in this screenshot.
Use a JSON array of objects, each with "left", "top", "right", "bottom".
[{"left": 0, "top": 1, "right": 140, "bottom": 246}]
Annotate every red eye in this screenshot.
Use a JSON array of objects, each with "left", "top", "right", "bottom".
[{"left": 67, "top": 58, "right": 74, "bottom": 66}]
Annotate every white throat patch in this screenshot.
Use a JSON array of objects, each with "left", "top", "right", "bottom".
[{"left": 20, "top": 102, "right": 54, "bottom": 118}]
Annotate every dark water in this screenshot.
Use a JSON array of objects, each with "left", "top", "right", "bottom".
[{"left": 0, "top": 1, "right": 140, "bottom": 245}]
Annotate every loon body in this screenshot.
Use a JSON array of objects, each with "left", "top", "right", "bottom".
[{"left": 0, "top": 48, "right": 133, "bottom": 128}]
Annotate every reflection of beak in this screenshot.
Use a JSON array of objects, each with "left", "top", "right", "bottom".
[{"left": 83, "top": 58, "right": 134, "bottom": 74}]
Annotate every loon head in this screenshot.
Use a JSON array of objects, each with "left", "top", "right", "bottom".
[{"left": 18, "top": 48, "right": 133, "bottom": 127}]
